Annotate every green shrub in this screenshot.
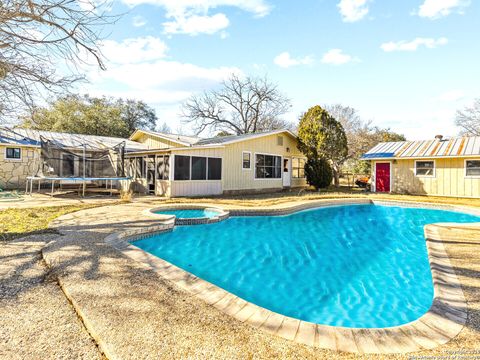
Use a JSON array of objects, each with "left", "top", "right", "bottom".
[{"left": 305, "top": 157, "right": 333, "bottom": 190}]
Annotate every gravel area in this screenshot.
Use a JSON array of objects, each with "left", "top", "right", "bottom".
[
  {"left": 2, "top": 200, "right": 479, "bottom": 360},
  {"left": 0, "top": 234, "right": 102, "bottom": 360}
]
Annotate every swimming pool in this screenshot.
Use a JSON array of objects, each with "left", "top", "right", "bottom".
[
  {"left": 154, "top": 208, "right": 220, "bottom": 219},
  {"left": 133, "top": 204, "right": 480, "bottom": 328}
]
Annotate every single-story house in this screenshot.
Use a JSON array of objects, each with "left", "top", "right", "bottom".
[
  {"left": 0, "top": 127, "right": 307, "bottom": 197},
  {"left": 125, "top": 128, "right": 307, "bottom": 197},
  {"left": 362, "top": 135, "right": 480, "bottom": 198}
]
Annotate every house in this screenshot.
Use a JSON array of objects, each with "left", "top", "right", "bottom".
[
  {"left": 362, "top": 135, "right": 480, "bottom": 198},
  {"left": 0, "top": 127, "right": 308, "bottom": 196},
  {"left": 0, "top": 127, "right": 147, "bottom": 190},
  {"left": 124, "top": 129, "right": 308, "bottom": 197}
]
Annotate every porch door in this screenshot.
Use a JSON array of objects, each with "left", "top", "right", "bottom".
[
  {"left": 283, "top": 158, "right": 291, "bottom": 187},
  {"left": 375, "top": 163, "right": 391, "bottom": 192}
]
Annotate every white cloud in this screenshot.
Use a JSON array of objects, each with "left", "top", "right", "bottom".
[
  {"left": 438, "top": 90, "right": 465, "bottom": 102},
  {"left": 337, "top": 0, "right": 369, "bottom": 22},
  {"left": 321, "top": 49, "right": 357, "bottom": 65},
  {"left": 132, "top": 15, "right": 147, "bottom": 27},
  {"left": 163, "top": 13, "right": 229, "bottom": 35},
  {"left": 381, "top": 37, "right": 448, "bottom": 52},
  {"left": 84, "top": 36, "right": 240, "bottom": 111},
  {"left": 120, "top": 0, "right": 271, "bottom": 35},
  {"left": 417, "top": 0, "right": 470, "bottom": 19},
  {"left": 273, "top": 52, "right": 313, "bottom": 68},
  {"left": 100, "top": 36, "right": 168, "bottom": 64}
]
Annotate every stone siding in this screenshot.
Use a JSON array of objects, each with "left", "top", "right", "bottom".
[{"left": 0, "top": 146, "right": 40, "bottom": 190}]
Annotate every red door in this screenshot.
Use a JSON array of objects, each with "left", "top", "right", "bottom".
[{"left": 375, "top": 163, "right": 390, "bottom": 192}]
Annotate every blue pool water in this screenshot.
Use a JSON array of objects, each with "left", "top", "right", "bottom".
[
  {"left": 135, "top": 204, "right": 480, "bottom": 328},
  {"left": 154, "top": 209, "right": 219, "bottom": 219}
]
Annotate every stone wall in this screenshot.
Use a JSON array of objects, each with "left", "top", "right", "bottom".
[{"left": 0, "top": 146, "right": 40, "bottom": 190}]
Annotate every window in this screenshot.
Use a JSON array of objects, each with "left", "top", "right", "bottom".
[
  {"left": 174, "top": 155, "right": 190, "bottom": 180},
  {"left": 415, "top": 160, "right": 435, "bottom": 177},
  {"left": 255, "top": 154, "right": 282, "bottom": 179},
  {"left": 192, "top": 156, "right": 207, "bottom": 180},
  {"left": 156, "top": 155, "right": 170, "bottom": 180},
  {"left": 5, "top": 147, "right": 21, "bottom": 160},
  {"left": 277, "top": 136, "right": 284, "bottom": 146},
  {"left": 62, "top": 154, "right": 75, "bottom": 177},
  {"left": 208, "top": 158, "right": 222, "bottom": 180},
  {"left": 173, "top": 155, "right": 222, "bottom": 181},
  {"left": 292, "top": 158, "right": 306, "bottom": 178},
  {"left": 466, "top": 160, "right": 480, "bottom": 177},
  {"left": 242, "top": 152, "right": 251, "bottom": 169}
]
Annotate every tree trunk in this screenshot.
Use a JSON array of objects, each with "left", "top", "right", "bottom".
[{"left": 333, "top": 170, "right": 340, "bottom": 188}]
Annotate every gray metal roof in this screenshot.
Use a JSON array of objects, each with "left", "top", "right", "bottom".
[
  {"left": 362, "top": 136, "right": 480, "bottom": 160},
  {"left": 0, "top": 127, "right": 148, "bottom": 152}
]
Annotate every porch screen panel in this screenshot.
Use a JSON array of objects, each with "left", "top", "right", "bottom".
[
  {"left": 174, "top": 155, "right": 190, "bottom": 180},
  {"left": 207, "top": 158, "right": 222, "bottom": 180},
  {"left": 192, "top": 156, "right": 207, "bottom": 180}
]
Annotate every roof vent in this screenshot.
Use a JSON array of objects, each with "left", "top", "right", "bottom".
[{"left": 435, "top": 135, "right": 443, "bottom": 141}]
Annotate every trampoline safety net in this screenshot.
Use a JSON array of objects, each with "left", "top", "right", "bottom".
[{"left": 40, "top": 136, "right": 126, "bottom": 178}]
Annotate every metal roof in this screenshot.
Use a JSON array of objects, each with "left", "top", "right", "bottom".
[
  {"left": 0, "top": 127, "right": 148, "bottom": 152},
  {"left": 196, "top": 129, "right": 296, "bottom": 146},
  {"left": 130, "top": 129, "right": 201, "bottom": 146},
  {"left": 362, "top": 136, "right": 480, "bottom": 160}
]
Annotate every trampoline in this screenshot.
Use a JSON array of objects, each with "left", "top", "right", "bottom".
[{"left": 26, "top": 136, "right": 131, "bottom": 197}]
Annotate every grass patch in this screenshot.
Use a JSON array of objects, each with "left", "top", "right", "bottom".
[{"left": 0, "top": 204, "right": 102, "bottom": 242}]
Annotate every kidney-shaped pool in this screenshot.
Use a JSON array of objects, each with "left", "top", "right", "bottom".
[{"left": 133, "top": 204, "right": 479, "bottom": 328}]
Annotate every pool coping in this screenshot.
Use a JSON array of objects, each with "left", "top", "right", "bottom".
[
  {"left": 143, "top": 205, "right": 230, "bottom": 225},
  {"left": 105, "top": 198, "right": 479, "bottom": 354}
]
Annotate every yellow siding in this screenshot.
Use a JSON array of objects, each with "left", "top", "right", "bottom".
[
  {"left": 222, "top": 133, "right": 307, "bottom": 191},
  {"left": 374, "top": 158, "right": 480, "bottom": 198},
  {"left": 135, "top": 133, "right": 185, "bottom": 149}
]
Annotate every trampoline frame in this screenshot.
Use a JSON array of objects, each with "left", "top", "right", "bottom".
[{"left": 26, "top": 176, "right": 131, "bottom": 197}]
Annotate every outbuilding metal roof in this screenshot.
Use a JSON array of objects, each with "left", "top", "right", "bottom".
[
  {"left": 362, "top": 136, "right": 480, "bottom": 160},
  {"left": 0, "top": 127, "right": 148, "bottom": 152}
]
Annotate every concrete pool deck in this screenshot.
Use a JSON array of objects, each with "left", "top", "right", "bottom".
[{"left": 36, "top": 199, "right": 480, "bottom": 358}]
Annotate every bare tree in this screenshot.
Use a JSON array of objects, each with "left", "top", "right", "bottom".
[
  {"left": 326, "top": 104, "right": 405, "bottom": 175},
  {"left": 455, "top": 98, "right": 480, "bottom": 136},
  {"left": 181, "top": 74, "right": 292, "bottom": 135},
  {"left": 0, "top": 0, "right": 116, "bottom": 122}
]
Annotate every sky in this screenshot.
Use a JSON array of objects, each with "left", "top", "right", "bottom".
[{"left": 78, "top": 0, "right": 480, "bottom": 140}]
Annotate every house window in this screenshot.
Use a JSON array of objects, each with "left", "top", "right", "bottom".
[
  {"left": 5, "top": 147, "right": 21, "bottom": 160},
  {"left": 466, "top": 160, "right": 480, "bottom": 177},
  {"left": 173, "top": 155, "right": 222, "bottom": 181},
  {"left": 242, "top": 152, "right": 251, "bottom": 169},
  {"left": 156, "top": 155, "right": 170, "bottom": 180},
  {"left": 192, "top": 156, "right": 207, "bottom": 180},
  {"left": 255, "top": 154, "right": 282, "bottom": 179},
  {"left": 277, "top": 136, "right": 284, "bottom": 146},
  {"left": 174, "top": 155, "right": 190, "bottom": 180},
  {"left": 208, "top": 158, "right": 222, "bottom": 180},
  {"left": 292, "top": 158, "right": 306, "bottom": 178},
  {"left": 415, "top": 160, "right": 435, "bottom": 177}
]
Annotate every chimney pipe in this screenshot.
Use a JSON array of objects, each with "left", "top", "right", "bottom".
[{"left": 435, "top": 135, "right": 443, "bottom": 141}]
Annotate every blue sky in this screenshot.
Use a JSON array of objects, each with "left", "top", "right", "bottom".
[{"left": 80, "top": 0, "right": 480, "bottom": 139}]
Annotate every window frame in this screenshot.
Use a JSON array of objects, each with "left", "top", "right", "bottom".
[
  {"left": 254, "top": 153, "right": 283, "bottom": 180},
  {"left": 242, "top": 151, "right": 251, "bottom": 170},
  {"left": 414, "top": 160, "right": 436, "bottom": 178},
  {"left": 465, "top": 159, "right": 480, "bottom": 178},
  {"left": 5, "top": 147, "right": 22, "bottom": 161},
  {"left": 292, "top": 157, "right": 306, "bottom": 179},
  {"left": 172, "top": 154, "right": 222, "bottom": 181}
]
